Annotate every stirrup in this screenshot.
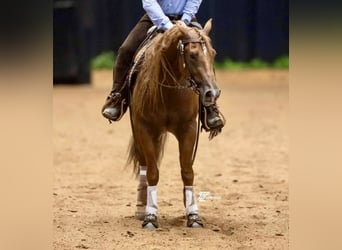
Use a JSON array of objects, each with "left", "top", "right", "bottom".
[
  {"left": 102, "top": 92, "right": 128, "bottom": 122},
  {"left": 106, "top": 91, "right": 122, "bottom": 103}
]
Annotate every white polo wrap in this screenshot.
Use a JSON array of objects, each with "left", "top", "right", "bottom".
[
  {"left": 184, "top": 186, "right": 198, "bottom": 215},
  {"left": 146, "top": 185, "right": 158, "bottom": 215}
]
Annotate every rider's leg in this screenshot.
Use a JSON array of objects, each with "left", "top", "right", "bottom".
[{"left": 102, "top": 14, "right": 153, "bottom": 121}]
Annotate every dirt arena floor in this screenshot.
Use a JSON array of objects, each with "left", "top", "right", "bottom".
[{"left": 53, "top": 69, "right": 288, "bottom": 249}]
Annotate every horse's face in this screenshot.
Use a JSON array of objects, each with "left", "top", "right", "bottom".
[
  {"left": 184, "top": 40, "right": 220, "bottom": 106},
  {"left": 178, "top": 20, "right": 221, "bottom": 107}
]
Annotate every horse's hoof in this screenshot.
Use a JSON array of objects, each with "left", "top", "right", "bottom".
[
  {"left": 190, "top": 222, "right": 203, "bottom": 228},
  {"left": 187, "top": 213, "right": 204, "bottom": 228},
  {"left": 142, "top": 214, "right": 159, "bottom": 229},
  {"left": 143, "top": 222, "right": 158, "bottom": 229}
]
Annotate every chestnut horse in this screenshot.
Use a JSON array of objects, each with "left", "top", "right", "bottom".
[{"left": 127, "top": 20, "right": 221, "bottom": 229}]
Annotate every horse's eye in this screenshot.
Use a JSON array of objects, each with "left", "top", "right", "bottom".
[{"left": 190, "top": 52, "right": 198, "bottom": 60}]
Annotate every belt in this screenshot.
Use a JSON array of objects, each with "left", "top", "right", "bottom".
[{"left": 167, "top": 14, "right": 182, "bottom": 21}]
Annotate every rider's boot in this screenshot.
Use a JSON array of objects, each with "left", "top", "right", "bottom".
[{"left": 101, "top": 83, "right": 128, "bottom": 121}]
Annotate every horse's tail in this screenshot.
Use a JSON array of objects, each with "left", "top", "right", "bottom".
[
  {"left": 127, "top": 136, "right": 140, "bottom": 176},
  {"left": 127, "top": 134, "right": 168, "bottom": 177}
]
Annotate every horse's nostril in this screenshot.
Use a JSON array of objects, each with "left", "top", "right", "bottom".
[
  {"left": 204, "top": 89, "right": 220, "bottom": 99},
  {"left": 203, "top": 88, "right": 220, "bottom": 106},
  {"left": 205, "top": 90, "right": 215, "bottom": 98}
]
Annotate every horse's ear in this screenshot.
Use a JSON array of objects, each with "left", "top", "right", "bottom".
[{"left": 203, "top": 18, "right": 212, "bottom": 35}]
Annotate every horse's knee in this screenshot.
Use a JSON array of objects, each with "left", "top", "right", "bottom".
[
  {"left": 147, "top": 168, "right": 159, "bottom": 186},
  {"left": 181, "top": 168, "right": 194, "bottom": 185}
]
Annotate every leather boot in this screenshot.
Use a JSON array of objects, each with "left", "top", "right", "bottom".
[
  {"left": 201, "top": 104, "right": 224, "bottom": 131},
  {"left": 101, "top": 83, "right": 128, "bottom": 121}
]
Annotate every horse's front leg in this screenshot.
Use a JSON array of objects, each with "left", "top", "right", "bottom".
[
  {"left": 176, "top": 121, "right": 204, "bottom": 228},
  {"left": 135, "top": 165, "right": 147, "bottom": 220},
  {"left": 134, "top": 123, "right": 161, "bottom": 229}
]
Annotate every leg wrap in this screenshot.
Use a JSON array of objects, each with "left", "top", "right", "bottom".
[
  {"left": 137, "top": 166, "right": 147, "bottom": 206},
  {"left": 135, "top": 166, "right": 148, "bottom": 220},
  {"left": 146, "top": 185, "right": 158, "bottom": 215},
  {"left": 184, "top": 186, "right": 199, "bottom": 215}
]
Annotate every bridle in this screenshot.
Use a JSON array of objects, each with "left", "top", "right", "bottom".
[
  {"left": 158, "top": 35, "right": 208, "bottom": 95},
  {"left": 177, "top": 37, "right": 208, "bottom": 69}
]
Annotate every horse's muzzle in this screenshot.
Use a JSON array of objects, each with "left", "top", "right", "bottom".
[{"left": 202, "top": 88, "right": 221, "bottom": 106}]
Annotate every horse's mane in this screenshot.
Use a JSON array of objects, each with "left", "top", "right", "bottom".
[{"left": 132, "top": 23, "right": 215, "bottom": 114}]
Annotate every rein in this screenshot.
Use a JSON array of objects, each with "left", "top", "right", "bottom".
[
  {"left": 158, "top": 77, "right": 200, "bottom": 95},
  {"left": 159, "top": 36, "right": 208, "bottom": 166},
  {"left": 159, "top": 75, "right": 201, "bottom": 167}
]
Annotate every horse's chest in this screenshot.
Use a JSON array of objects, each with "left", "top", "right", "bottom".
[{"left": 161, "top": 93, "right": 198, "bottom": 121}]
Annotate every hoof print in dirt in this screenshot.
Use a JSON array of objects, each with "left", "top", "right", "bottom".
[
  {"left": 187, "top": 214, "right": 204, "bottom": 228},
  {"left": 142, "top": 214, "right": 159, "bottom": 229}
]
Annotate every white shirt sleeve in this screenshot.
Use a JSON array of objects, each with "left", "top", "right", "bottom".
[
  {"left": 142, "top": 0, "right": 174, "bottom": 30},
  {"left": 181, "top": 0, "right": 203, "bottom": 24}
]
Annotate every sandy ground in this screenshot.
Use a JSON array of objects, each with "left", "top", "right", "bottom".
[{"left": 53, "top": 69, "right": 288, "bottom": 249}]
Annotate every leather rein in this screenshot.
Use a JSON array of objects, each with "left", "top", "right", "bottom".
[{"left": 158, "top": 36, "right": 209, "bottom": 166}]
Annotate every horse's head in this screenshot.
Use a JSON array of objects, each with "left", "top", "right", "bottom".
[
  {"left": 133, "top": 20, "right": 221, "bottom": 112},
  {"left": 176, "top": 19, "right": 220, "bottom": 107}
]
